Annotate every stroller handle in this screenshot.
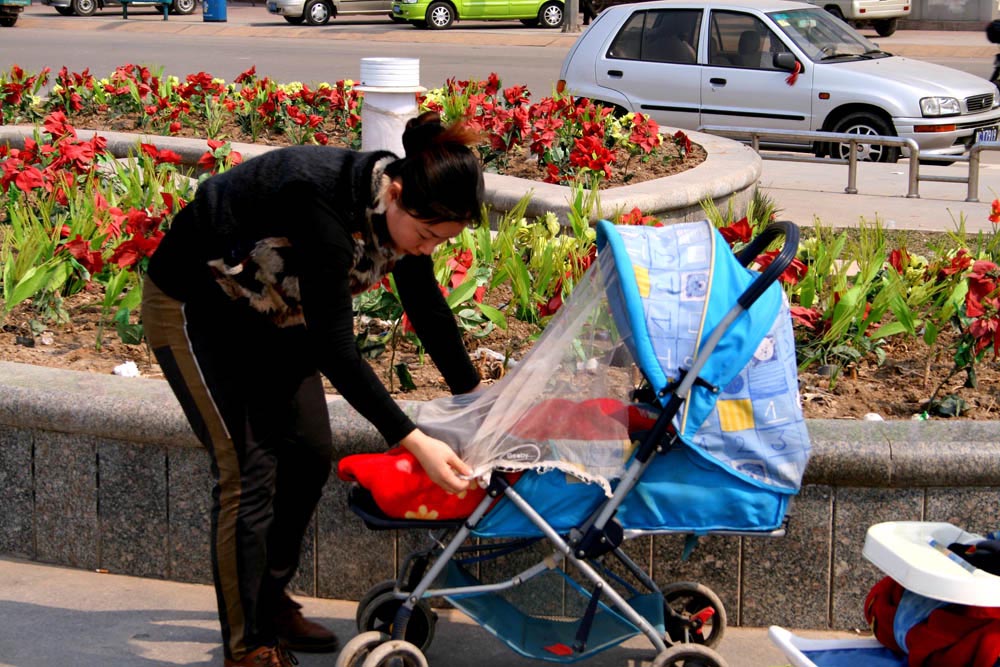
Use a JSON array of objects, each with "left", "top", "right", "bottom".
[{"left": 734, "top": 220, "right": 800, "bottom": 310}]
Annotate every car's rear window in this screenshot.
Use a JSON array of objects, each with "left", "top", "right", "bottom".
[{"left": 607, "top": 9, "right": 702, "bottom": 65}]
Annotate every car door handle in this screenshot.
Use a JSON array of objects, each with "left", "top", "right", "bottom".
[
  {"left": 607, "top": 70, "right": 623, "bottom": 78},
  {"left": 709, "top": 78, "right": 727, "bottom": 86}
]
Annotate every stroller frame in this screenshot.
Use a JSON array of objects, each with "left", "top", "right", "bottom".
[{"left": 340, "top": 222, "right": 801, "bottom": 667}]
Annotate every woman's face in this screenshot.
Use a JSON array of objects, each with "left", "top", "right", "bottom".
[{"left": 385, "top": 180, "right": 467, "bottom": 256}]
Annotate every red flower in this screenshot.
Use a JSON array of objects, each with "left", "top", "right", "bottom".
[
  {"left": 569, "top": 135, "right": 615, "bottom": 180},
  {"left": 991, "top": 199, "right": 1000, "bottom": 224},
  {"left": 446, "top": 249, "right": 474, "bottom": 289},
  {"left": 938, "top": 249, "right": 973, "bottom": 280},
  {"left": 14, "top": 166, "right": 46, "bottom": 192},
  {"left": 108, "top": 232, "right": 164, "bottom": 270},
  {"left": 673, "top": 130, "right": 692, "bottom": 156},
  {"left": 965, "top": 260, "right": 1000, "bottom": 318},
  {"left": 888, "top": 248, "right": 909, "bottom": 274},
  {"left": 617, "top": 207, "right": 661, "bottom": 227},
  {"left": 755, "top": 250, "right": 808, "bottom": 285},
  {"left": 790, "top": 306, "right": 823, "bottom": 330},
  {"left": 539, "top": 293, "right": 563, "bottom": 317},
  {"left": 718, "top": 217, "right": 753, "bottom": 245},
  {"left": 58, "top": 235, "right": 104, "bottom": 276}
]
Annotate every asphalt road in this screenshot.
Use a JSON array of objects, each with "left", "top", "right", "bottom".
[{"left": 2, "top": 2, "right": 576, "bottom": 95}]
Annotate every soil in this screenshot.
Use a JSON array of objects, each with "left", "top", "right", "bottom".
[{"left": 4, "top": 125, "right": 1000, "bottom": 421}]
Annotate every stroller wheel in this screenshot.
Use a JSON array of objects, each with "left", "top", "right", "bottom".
[
  {"left": 662, "top": 582, "right": 727, "bottom": 648},
  {"left": 357, "top": 590, "right": 437, "bottom": 652},
  {"left": 360, "top": 639, "right": 428, "bottom": 667},
  {"left": 335, "top": 631, "right": 389, "bottom": 667},
  {"left": 652, "top": 642, "right": 729, "bottom": 667},
  {"left": 356, "top": 580, "right": 398, "bottom": 628}
]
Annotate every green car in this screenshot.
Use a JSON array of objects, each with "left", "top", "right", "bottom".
[{"left": 392, "top": 0, "right": 563, "bottom": 29}]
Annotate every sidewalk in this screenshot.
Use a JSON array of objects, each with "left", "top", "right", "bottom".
[{"left": 0, "top": 556, "right": 863, "bottom": 667}]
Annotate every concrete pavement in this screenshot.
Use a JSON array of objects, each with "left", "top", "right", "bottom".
[{"left": 0, "top": 556, "right": 863, "bottom": 667}]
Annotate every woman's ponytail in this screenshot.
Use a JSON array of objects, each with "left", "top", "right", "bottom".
[{"left": 385, "top": 112, "right": 485, "bottom": 226}]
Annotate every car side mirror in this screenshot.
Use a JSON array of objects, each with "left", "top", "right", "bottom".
[{"left": 773, "top": 52, "right": 799, "bottom": 72}]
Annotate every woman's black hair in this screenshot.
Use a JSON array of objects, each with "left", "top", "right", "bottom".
[{"left": 384, "top": 111, "right": 485, "bottom": 226}]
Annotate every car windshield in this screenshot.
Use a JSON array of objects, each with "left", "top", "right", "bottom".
[{"left": 768, "top": 8, "right": 886, "bottom": 62}]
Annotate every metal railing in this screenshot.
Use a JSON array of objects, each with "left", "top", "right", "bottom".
[
  {"left": 697, "top": 125, "right": 922, "bottom": 198},
  {"left": 918, "top": 140, "right": 1000, "bottom": 202}
]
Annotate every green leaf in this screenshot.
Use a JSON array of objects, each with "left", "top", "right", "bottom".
[
  {"left": 113, "top": 308, "right": 144, "bottom": 345},
  {"left": 6, "top": 263, "right": 57, "bottom": 311},
  {"left": 478, "top": 303, "right": 507, "bottom": 330},
  {"left": 445, "top": 276, "right": 478, "bottom": 308},
  {"left": 394, "top": 363, "right": 416, "bottom": 391}
]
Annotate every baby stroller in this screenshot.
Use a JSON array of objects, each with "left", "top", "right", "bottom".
[
  {"left": 336, "top": 219, "right": 812, "bottom": 667},
  {"left": 771, "top": 521, "right": 1000, "bottom": 667}
]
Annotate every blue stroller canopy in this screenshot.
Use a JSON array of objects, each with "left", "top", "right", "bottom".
[{"left": 597, "top": 220, "right": 810, "bottom": 493}]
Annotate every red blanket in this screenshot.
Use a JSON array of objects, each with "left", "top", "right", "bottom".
[
  {"left": 337, "top": 398, "right": 657, "bottom": 520},
  {"left": 865, "top": 575, "right": 1000, "bottom": 667}
]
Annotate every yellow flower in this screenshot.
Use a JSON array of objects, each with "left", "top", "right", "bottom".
[{"left": 403, "top": 505, "right": 439, "bottom": 520}]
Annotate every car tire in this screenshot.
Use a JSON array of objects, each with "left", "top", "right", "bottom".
[
  {"left": 425, "top": 1, "right": 453, "bottom": 29},
  {"left": 284, "top": 14, "right": 305, "bottom": 22},
  {"left": 832, "top": 111, "right": 899, "bottom": 163},
  {"left": 70, "top": 0, "right": 96, "bottom": 16},
  {"left": 537, "top": 0, "right": 561, "bottom": 28},
  {"left": 55, "top": 6, "right": 75, "bottom": 14},
  {"left": 171, "top": 0, "right": 196, "bottom": 14},
  {"left": 824, "top": 6, "right": 844, "bottom": 22},
  {"left": 873, "top": 18, "right": 897, "bottom": 37},
  {"left": 0, "top": 15, "right": 16, "bottom": 25},
  {"left": 303, "top": 0, "right": 332, "bottom": 24}
]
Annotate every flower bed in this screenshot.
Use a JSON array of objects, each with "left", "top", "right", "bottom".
[{"left": 3, "top": 64, "right": 1000, "bottom": 420}]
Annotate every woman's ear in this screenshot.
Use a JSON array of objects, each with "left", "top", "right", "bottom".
[{"left": 387, "top": 179, "right": 403, "bottom": 203}]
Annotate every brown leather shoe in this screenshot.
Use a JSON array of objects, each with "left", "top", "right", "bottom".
[
  {"left": 274, "top": 595, "right": 339, "bottom": 653},
  {"left": 224, "top": 646, "right": 298, "bottom": 667}
]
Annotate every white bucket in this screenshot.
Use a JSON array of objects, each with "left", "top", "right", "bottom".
[{"left": 356, "top": 58, "right": 426, "bottom": 155}]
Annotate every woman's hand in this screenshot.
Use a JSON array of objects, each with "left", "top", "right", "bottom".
[{"left": 400, "top": 429, "right": 472, "bottom": 494}]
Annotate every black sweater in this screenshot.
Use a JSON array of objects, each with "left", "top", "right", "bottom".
[{"left": 148, "top": 145, "right": 479, "bottom": 444}]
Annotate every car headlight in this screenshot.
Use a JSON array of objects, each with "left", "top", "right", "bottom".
[{"left": 920, "top": 97, "right": 961, "bottom": 117}]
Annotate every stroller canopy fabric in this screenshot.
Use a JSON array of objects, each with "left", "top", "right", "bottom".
[{"left": 411, "top": 220, "right": 810, "bottom": 500}]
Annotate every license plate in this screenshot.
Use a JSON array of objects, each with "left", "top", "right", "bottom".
[{"left": 976, "top": 126, "right": 998, "bottom": 143}]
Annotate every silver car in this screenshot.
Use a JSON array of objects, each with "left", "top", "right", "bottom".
[
  {"left": 267, "top": 0, "right": 395, "bottom": 24},
  {"left": 558, "top": 0, "right": 1000, "bottom": 162}
]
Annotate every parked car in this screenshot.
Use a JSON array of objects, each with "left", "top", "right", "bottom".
[
  {"left": 0, "top": 0, "right": 29, "bottom": 26},
  {"left": 41, "top": 0, "right": 194, "bottom": 15},
  {"left": 392, "top": 0, "right": 563, "bottom": 29},
  {"left": 557, "top": 0, "right": 1000, "bottom": 162},
  {"left": 267, "top": 0, "right": 395, "bottom": 25},
  {"left": 802, "top": 0, "right": 909, "bottom": 37}
]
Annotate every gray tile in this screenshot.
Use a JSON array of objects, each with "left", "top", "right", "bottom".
[
  {"left": 925, "top": 487, "right": 1000, "bottom": 535},
  {"left": 167, "top": 447, "right": 213, "bottom": 584},
  {"left": 742, "top": 485, "right": 832, "bottom": 628},
  {"left": 0, "top": 426, "right": 34, "bottom": 559},
  {"left": 34, "top": 432, "right": 98, "bottom": 570},
  {"left": 831, "top": 487, "right": 923, "bottom": 629},
  {"left": 97, "top": 440, "right": 168, "bottom": 578}
]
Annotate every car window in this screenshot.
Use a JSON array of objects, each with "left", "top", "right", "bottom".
[
  {"left": 607, "top": 9, "right": 702, "bottom": 65},
  {"left": 708, "top": 10, "right": 790, "bottom": 69},
  {"left": 768, "top": 8, "right": 877, "bottom": 61}
]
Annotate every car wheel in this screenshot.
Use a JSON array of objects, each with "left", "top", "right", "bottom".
[
  {"left": 537, "top": 1, "right": 562, "bottom": 28},
  {"left": 873, "top": 18, "right": 897, "bottom": 37},
  {"left": 833, "top": 111, "right": 899, "bottom": 163},
  {"left": 171, "top": 0, "right": 196, "bottom": 14},
  {"left": 0, "top": 15, "right": 16, "bottom": 25},
  {"left": 824, "top": 5, "right": 844, "bottom": 22},
  {"left": 284, "top": 14, "right": 305, "bottom": 23},
  {"left": 55, "top": 6, "right": 75, "bottom": 14},
  {"left": 70, "top": 0, "right": 96, "bottom": 16},
  {"left": 303, "top": 0, "right": 331, "bottom": 24},
  {"left": 425, "top": 1, "right": 453, "bottom": 29}
]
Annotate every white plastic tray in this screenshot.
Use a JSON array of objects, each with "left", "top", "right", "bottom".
[
  {"left": 863, "top": 521, "right": 1000, "bottom": 606},
  {"left": 768, "top": 626, "right": 900, "bottom": 667}
]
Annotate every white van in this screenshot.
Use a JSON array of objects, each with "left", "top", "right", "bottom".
[{"left": 803, "top": 0, "right": 910, "bottom": 37}]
